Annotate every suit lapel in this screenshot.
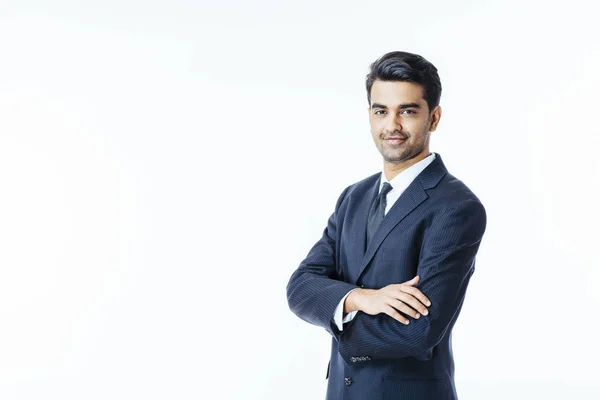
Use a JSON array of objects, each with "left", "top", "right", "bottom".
[
  {"left": 353, "top": 152, "right": 449, "bottom": 283},
  {"left": 350, "top": 174, "right": 380, "bottom": 260}
]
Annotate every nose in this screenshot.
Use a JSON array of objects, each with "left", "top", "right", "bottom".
[{"left": 385, "top": 113, "right": 402, "bottom": 134}]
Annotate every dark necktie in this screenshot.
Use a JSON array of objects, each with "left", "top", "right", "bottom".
[{"left": 366, "top": 182, "right": 393, "bottom": 248}]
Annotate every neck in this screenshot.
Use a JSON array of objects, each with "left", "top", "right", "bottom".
[{"left": 383, "top": 149, "right": 431, "bottom": 181}]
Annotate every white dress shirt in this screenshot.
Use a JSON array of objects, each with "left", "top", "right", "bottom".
[{"left": 333, "top": 152, "right": 437, "bottom": 331}]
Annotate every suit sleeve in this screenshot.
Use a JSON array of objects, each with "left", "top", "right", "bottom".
[
  {"left": 333, "top": 289, "right": 360, "bottom": 330},
  {"left": 337, "top": 199, "right": 487, "bottom": 364},
  {"left": 286, "top": 185, "right": 361, "bottom": 336}
]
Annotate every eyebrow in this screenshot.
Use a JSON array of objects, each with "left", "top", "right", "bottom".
[{"left": 371, "top": 102, "right": 421, "bottom": 110}]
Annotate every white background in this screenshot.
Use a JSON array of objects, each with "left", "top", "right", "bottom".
[{"left": 0, "top": 1, "right": 599, "bottom": 399}]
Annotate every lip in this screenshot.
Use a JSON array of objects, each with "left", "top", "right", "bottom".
[{"left": 384, "top": 138, "right": 407, "bottom": 144}]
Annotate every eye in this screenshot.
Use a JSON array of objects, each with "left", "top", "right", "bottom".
[
  {"left": 374, "top": 110, "right": 386, "bottom": 115},
  {"left": 402, "top": 109, "right": 416, "bottom": 115}
]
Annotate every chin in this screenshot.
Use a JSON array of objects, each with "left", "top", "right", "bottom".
[
  {"left": 383, "top": 155, "right": 405, "bottom": 163},
  {"left": 383, "top": 149, "right": 405, "bottom": 158}
]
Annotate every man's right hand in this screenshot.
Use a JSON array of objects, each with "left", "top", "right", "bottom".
[{"left": 344, "top": 276, "right": 431, "bottom": 325}]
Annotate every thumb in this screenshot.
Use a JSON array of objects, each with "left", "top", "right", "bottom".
[{"left": 404, "top": 275, "right": 420, "bottom": 286}]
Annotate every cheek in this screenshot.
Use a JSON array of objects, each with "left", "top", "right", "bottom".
[
  {"left": 369, "top": 125, "right": 379, "bottom": 137},
  {"left": 370, "top": 120, "right": 385, "bottom": 134},
  {"left": 407, "top": 119, "right": 427, "bottom": 134}
]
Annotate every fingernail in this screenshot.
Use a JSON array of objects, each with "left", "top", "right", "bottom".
[
  {"left": 422, "top": 310, "right": 428, "bottom": 315},
  {"left": 427, "top": 301, "right": 431, "bottom": 306},
  {"left": 415, "top": 314, "right": 420, "bottom": 319},
  {"left": 404, "top": 320, "right": 410, "bottom": 325}
]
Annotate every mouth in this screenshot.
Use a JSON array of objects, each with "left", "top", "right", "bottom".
[{"left": 384, "top": 137, "right": 407, "bottom": 145}]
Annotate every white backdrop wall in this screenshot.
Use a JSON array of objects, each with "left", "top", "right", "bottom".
[{"left": 0, "top": 1, "right": 598, "bottom": 399}]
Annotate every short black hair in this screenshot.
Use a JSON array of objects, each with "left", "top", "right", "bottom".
[{"left": 366, "top": 51, "right": 442, "bottom": 112}]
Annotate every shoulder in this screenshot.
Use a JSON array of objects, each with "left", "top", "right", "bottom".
[
  {"left": 347, "top": 171, "right": 380, "bottom": 194},
  {"left": 330, "top": 172, "right": 380, "bottom": 214},
  {"left": 427, "top": 172, "right": 486, "bottom": 213},
  {"left": 335, "top": 171, "right": 379, "bottom": 202},
  {"left": 423, "top": 174, "right": 488, "bottom": 244}
]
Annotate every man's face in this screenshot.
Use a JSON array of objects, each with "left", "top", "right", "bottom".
[{"left": 368, "top": 80, "right": 440, "bottom": 164}]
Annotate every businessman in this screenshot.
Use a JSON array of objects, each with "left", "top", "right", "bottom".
[{"left": 286, "top": 51, "right": 487, "bottom": 400}]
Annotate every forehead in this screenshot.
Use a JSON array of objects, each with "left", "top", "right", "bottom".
[{"left": 370, "top": 80, "right": 426, "bottom": 107}]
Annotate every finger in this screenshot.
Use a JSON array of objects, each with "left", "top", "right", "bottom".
[
  {"left": 399, "top": 285, "right": 431, "bottom": 308},
  {"left": 402, "top": 275, "right": 420, "bottom": 286},
  {"left": 394, "top": 291, "right": 430, "bottom": 316},
  {"left": 389, "top": 298, "right": 421, "bottom": 319},
  {"left": 383, "top": 305, "right": 410, "bottom": 325}
]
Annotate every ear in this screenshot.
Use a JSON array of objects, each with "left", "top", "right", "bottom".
[{"left": 429, "top": 106, "right": 442, "bottom": 132}]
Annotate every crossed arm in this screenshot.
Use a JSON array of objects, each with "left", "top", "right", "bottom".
[
  {"left": 286, "top": 188, "right": 487, "bottom": 364},
  {"left": 286, "top": 185, "right": 361, "bottom": 336},
  {"left": 337, "top": 199, "right": 486, "bottom": 362}
]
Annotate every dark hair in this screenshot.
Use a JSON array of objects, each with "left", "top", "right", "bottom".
[{"left": 366, "top": 51, "right": 442, "bottom": 112}]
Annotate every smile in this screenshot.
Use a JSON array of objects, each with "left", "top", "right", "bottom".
[{"left": 385, "top": 138, "right": 406, "bottom": 145}]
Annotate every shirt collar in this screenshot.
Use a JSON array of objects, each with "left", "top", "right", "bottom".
[{"left": 379, "top": 152, "right": 437, "bottom": 193}]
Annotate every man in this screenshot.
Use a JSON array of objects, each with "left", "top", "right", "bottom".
[{"left": 286, "top": 51, "right": 487, "bottom": 400}]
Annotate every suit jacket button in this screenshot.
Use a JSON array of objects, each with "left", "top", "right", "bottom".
[
  {"left": 360, "top": 285, "right": 365, "bottom": 288},
  {"left": 344, "top": 377, "right": 353, "bottom": 386}
]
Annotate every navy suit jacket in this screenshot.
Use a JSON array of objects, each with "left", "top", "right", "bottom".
[{"left": 286, "top": 153, "right": 487, "bottom": 400}]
